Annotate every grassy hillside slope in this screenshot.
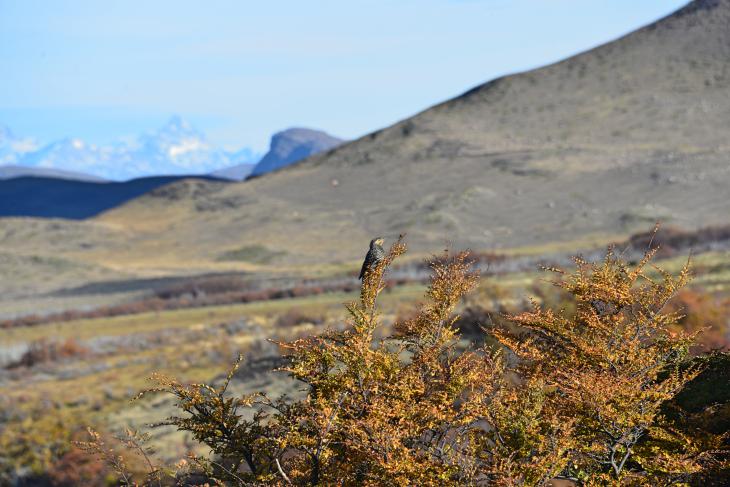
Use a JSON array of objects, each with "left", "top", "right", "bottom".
[
  {"left": 97, "top": 0, "right": 730, "bottom": 265},
  {"left": 1, "top": 0, "right": 728, "bottom": 315}
]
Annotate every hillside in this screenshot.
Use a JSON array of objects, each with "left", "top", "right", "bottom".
[
  {"left": 0, "top": 175, "right": 227, "bottom": 219},
  {"left": 0, "top": 165, "right": 105, "bottom": 182},
  {"left": 0, "top": 0, "right": 727, "bottom": 303},
  {"left": 95, "top": 0, "right": 729, "bottom": 266},
  {"left": 210, "top": 162, "right": 256, "bottom": 181}
]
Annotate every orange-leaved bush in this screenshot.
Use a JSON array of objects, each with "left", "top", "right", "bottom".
[
  {"left": 493, "top": 245, "right": 718, "bottom": 483},
  {"left": 124, "top": 238, "right": 569, "bottom": 485},
  {"left": 88, "top": 237, "right": 728, "bottom": 485},
  {"left": 271, "top": 237, "right": 568, "bottom": 485}
]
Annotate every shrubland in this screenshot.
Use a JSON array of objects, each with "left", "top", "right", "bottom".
[{"left": 77, "top": 236, "right": 729, "bottom": 485}]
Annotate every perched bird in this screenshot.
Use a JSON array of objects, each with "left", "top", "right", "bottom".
[
  {"left": 590, "top": 299, "right": 620, "bottom": 317},
  {"left": 359, "top": 237, "right": 385, "bottom": 280}
]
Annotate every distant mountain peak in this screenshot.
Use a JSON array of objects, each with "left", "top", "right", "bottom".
[
  {"left": 137, "top": 117, "right": 215, "bottom": 167},
  {"left": 70, "top": 138, "right": 86, "bottom": 150},
  {"left": 0, "top": 124, "right": 38, "bottom": 165},
  {"left": 8, "top": 117, "right": 241, "bottom": 180},
  {"left": 159, "top": 115, "right": 197, "bottom": 135},
  {"left": 250, "top": 128, "right": 344, "bottom": 177},
  {"left": 276, "top": 127, "right": 336, "bottom": 138},
  {"left": 1, "top": 119, "right": 341, "bottom": 181}
]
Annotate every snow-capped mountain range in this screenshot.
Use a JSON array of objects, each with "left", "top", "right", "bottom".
[
  {"left": 0, "top": 116, "right": 262, "bottom": 181},
  {"left": 0, "top": 125, "right": 38, "bottom": 165}
]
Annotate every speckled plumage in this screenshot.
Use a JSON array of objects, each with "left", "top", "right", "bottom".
[{"left": 359, "top": 237, "right": 385, "bottom": 280}]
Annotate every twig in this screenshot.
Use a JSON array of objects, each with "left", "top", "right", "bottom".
[
  {"left": 275, "top": 458, "right": 293, "bottom": 485},
  {"left": 211, "top": 460, "right": 247, "bottom": 486}
]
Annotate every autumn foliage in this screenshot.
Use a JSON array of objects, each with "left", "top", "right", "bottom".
[
  {"left": 495, "top": 248, "right": 715, "bottom": 483},
  {"left": 86, "top": 238, "right": 729, "bottom": 485}
]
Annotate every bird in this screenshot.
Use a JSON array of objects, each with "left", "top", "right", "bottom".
[
  {"left": 590, "top": 299, "right": 620, "bottom": 317},
  {"left": 359, "top": 237, "right": 385, "bottom": 280}
]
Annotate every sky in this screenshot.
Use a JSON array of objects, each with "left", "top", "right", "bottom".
[{"left": 1, "top": 0, "right": 688, "bottom": 152}]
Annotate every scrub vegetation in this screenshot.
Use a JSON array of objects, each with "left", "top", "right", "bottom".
[{"left": 74, "top": 237, "right": 729, "bottom": 485}]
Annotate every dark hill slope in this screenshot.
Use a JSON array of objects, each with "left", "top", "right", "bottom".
[
  {"left": 0, "top": 165, "right": 106, "bottom": 182},
  {"left": 0, "top": 175, "right": 227, "bottom": 219},
  {"left": 96, "top": 0, "right": 730, "bottom": 265}
]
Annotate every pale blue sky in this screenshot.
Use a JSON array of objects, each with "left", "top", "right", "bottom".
[{"left": 1, "top": 0, "right": 688, "bottom": 151}]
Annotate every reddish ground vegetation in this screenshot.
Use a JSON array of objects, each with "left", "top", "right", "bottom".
[
  {"left": 0, "top": 280, "right": 370, "bottom": 330},
  {"left": 667, "top": 288, "right": 730, "bottom": 352},
  {"left": 6, "top": 337, "right": 89, "bottom": 369},
  {"left": 625, "top": 224, "right": 730, "bottom": 258},
  {"left": 45, "top": 442, "right": 113, "bottom": 487}
]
